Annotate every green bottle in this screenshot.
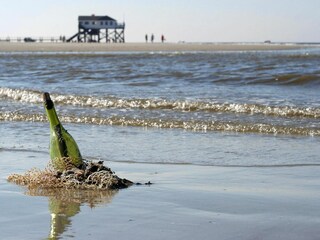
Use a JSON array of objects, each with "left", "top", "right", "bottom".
[{"left": 43, "top": 92, "right": 83, "bottom": 171}]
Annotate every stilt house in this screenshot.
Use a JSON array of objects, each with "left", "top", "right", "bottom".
[{"left": 67, "top": 15, "right": 125, "bottom": 43}]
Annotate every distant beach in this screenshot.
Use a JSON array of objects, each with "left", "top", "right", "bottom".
[{"left": 0, "top": 42, "right": 314, "bottom": 52}]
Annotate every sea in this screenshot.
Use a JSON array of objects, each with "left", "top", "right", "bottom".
[{"left": 1, "top": 47, "right": 320, "bottom": 167}]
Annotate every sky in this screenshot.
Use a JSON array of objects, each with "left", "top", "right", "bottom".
[{"left": 0, "top": 0, "right": 319, "bottom": 43}]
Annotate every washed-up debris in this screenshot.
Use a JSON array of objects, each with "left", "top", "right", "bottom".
[{"left": 8, "top": 158, "right": 133, "bottom": 190}]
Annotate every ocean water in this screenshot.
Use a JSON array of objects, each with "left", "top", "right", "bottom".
[
  {"left": 1, "top": 48, "right": 320, "bottom": 167},
  {"left": 1, "top": 48, "right": 320, "bottom": 240}
]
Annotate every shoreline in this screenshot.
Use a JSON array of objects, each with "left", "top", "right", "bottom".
[
  {"left": 1, "top": 148, "right": 320, "bottom": 239},
  {"left": 0, "top": 42, "right": 316, "bottom": 52}
]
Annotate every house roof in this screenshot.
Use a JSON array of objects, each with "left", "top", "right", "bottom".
[{"left": 78, "top": 15, "right": 116, "bottom": 21}]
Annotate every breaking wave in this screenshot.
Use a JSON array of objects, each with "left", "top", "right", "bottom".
[
  {"left": 1, "top": 87, "right": 320, "bottom": 119},
  {"left": 1, "top": 111, "right": 320, "bottom": 137}
]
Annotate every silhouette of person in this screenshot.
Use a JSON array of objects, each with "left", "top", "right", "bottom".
[
  {"left": 151, "top": 34, "right": 154, "bottom": 43},
  {"left": 145, "top": 34, "right": 148, "bottom": 43},
  {"left": 161, "top": 35, "right": 165, "bottom": 43}
]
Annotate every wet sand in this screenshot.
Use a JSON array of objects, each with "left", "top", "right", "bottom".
[
  {"left": 1, "top": 149, "right": 320, "bottom": 240},
  {"left": 0, "top": 42, "right": 312, "bottom": 52}
]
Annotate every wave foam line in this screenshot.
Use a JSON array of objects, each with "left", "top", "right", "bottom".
[
  {"left": 1, "top": 111, "right": 319, "bottom": 137},
  {"left": 2, "top": 87, "right": 320, "bottom": 119}
]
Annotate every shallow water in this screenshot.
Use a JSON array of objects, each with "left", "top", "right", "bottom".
[
  {"left": 1, "top": 48, "right": 320, "bottom": 166},
  {"left": 1, "top": 121, "right": 320, "bottom": 167}
]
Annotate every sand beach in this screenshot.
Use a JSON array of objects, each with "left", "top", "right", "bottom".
[
  {"left": 0, "top": 42, "right": 311, "bottom": 52},
  {"left": 1, "top": 148, "right": 320, "bottom": 240}
]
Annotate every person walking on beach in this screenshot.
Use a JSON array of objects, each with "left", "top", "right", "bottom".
[
  {"left": 161, "top": 34, "right": 165, "bottom": 43},
  {"left": 151, "top": 34, "right": 154, "bottom": 43},
  {"left": 145, "top": 34, "right": 148, "bottom": 43}
]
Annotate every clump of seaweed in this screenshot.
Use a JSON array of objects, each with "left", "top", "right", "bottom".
[{"left": 8, "top": 158, "right": 133, "bottom": 190}]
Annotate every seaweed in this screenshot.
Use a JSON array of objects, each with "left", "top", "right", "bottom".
[{"left": 7, "top": 157, "right": 133, "bottom": 190}]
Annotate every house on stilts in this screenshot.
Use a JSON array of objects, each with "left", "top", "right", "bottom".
[{"left": 67, "top": 15, "right": 125, "bottom": 43}]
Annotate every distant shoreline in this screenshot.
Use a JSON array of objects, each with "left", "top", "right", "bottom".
[{"left": 0, "top": 42, "right": 317, "bottom": 52}]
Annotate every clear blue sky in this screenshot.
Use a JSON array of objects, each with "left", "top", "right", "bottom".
[{"left": 1, "top": 0, "right": 319, "bottom": 42}]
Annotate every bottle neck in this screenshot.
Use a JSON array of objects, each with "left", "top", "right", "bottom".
[
  {"left": 46, "top": 107, "right": 60, "bottom": 128},
  {"left": 43, "top": 92, "right": 60, "bottom": 128}
]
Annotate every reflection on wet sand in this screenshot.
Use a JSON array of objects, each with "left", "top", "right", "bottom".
[{"left": 27, "top": 188, "right": 118, "bottom": 239}]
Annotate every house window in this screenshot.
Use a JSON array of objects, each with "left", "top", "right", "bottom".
[
  {"left": 100, "top": 21, "right": 103, "bottom": 25},
  {"left": 92, "top": 21, "right": 95, "bottom": 25},
  {"left": 85, "top": 21, "right": 89, "bottom": 25}
]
